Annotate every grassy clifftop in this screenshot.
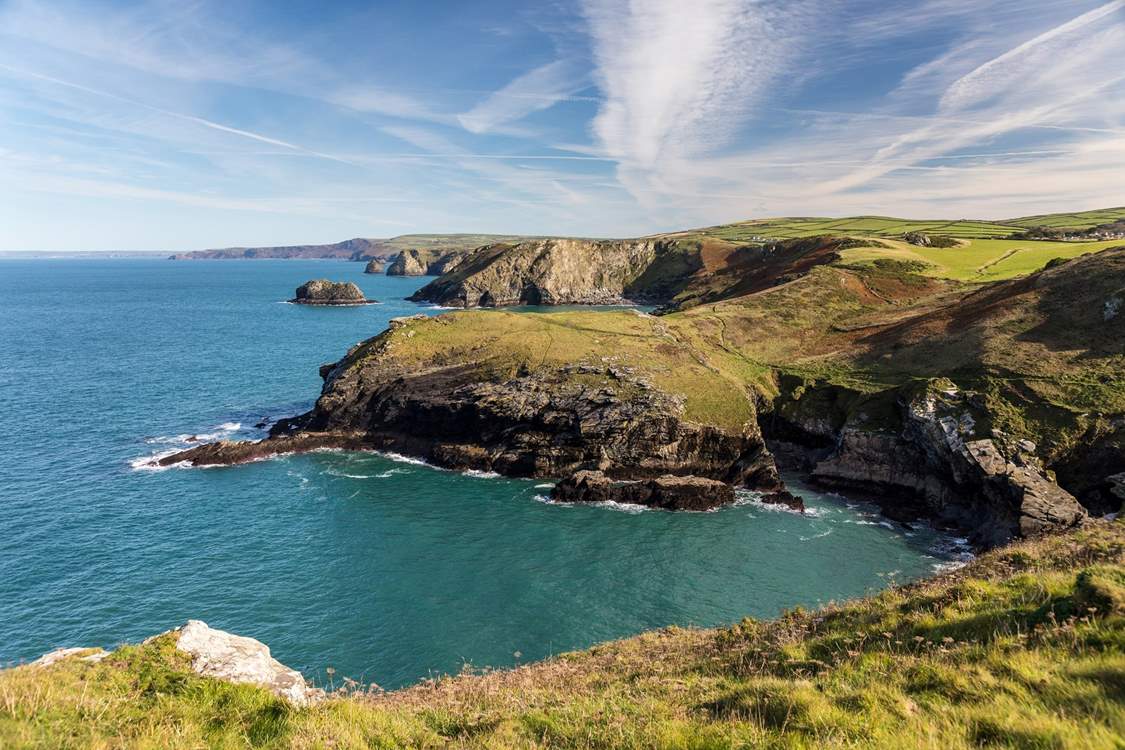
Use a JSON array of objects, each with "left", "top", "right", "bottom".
[{"left": 3, "top": 521, "right": 1121, "bottom": 749}]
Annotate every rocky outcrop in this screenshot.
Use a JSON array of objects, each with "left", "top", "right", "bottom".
[
  {"left": 387, "top": 249, "right": 471, "bottom": 276},
  {"left": 551, "top": 470, "right": 737, "bottom": 510},
  {"left": 173, "top": 620, "right": 320, "bottom": 706},
  {"left": 290, "top": 279, "right": 375, "bottom": 306},
  {"left": 30, "top": 647, "right": 109, "bottom": 667},
  {"left": 408, "top": 235, "right": 860, "bottom": 311},
  {"left": 766, "top": 379, "right": 1087, "bottom": 547},
  {"left": 22, "top": 621, "right": 320, "bottom": 706},
  {"left": 159, "top": 323, "right": 784, "bottom": 497},
  {"left": 364, "top": 259, "right": 385, "bottom": 274},
  {"left": 409, "top": 238, "right": 668, "bottom": 307},
  {"left": 902, "top": 232, "right": 959, "bottom": 248}
]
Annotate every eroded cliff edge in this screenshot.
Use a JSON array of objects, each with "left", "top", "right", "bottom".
[{"left": 160, "top": 247, "right": 1125, "bottom": 547}]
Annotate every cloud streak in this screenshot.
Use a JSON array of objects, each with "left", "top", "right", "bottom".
[
  {"left": 581, "top": 0, "right": 808, "bottom": 166},
  {"left": 457, "top": 59, "right": 589, "bottom": 134}
]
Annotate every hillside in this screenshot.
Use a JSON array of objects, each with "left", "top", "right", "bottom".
[
  {"left": 169, "top": 234, "right": 543, "bottom": 262},
  {"left": 2, "top": 521, "right": 1121, "bottom": 749},
  {"left": 408, "top": 209, "right": 1125, "bottom": 310}
]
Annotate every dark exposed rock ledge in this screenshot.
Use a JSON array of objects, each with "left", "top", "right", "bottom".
[
  {"left": 550, "top": 470, "right": 736, "bottom": 510},
  {"left": 163, "top": 361, "right": 783, "bottom": 491},
  {"left": 763, "top": 377, "right": 1089, "bottom": 548},
  {"left": 550, "top": 470, "right": 804, "bottom": 512}
]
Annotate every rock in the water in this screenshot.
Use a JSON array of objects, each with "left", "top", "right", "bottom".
[
  {"left": 174, "top": 620, "right": 320, "bottom": 706},
  {"left": 551, "top": 470, "right": 736, "bottom": 511},
  {"left": 363, "top": 259, "right": 384, "bottom": 274},
  {"left": 291, "top": 279, "right": 373, "bottom": 306}
]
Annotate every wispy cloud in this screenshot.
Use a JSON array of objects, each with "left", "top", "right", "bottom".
[
  {"left": 940, "top": 0, "right": 1125, "bottom": 112},
  {"left": 457, "top": 59, "right": 589, "bottom": 134},
  {"left": 2, "top": 0, "right": 1125, "bottom": 249},
  {"left": 581, "top": 0, "right": 809, "bottom": 166}
]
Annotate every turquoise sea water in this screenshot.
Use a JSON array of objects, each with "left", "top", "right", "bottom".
[{"left": 0, "top": 259, "right": 969, "bottom": 689}]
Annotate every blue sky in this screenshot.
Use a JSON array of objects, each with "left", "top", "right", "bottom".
[{"left": 1, "top": 0, "right": 1123, "bottom": 251}]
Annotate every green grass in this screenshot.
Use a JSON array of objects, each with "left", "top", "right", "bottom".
[
  {"left": 686, "top": 216, "right": 1019, "bottom": 243},
  {"left": 3, "top": 522, "right": 1122, "bottom": 749},
  {"left": 350, "top": 310, "right": 760, "bottom": 431},
  {"left": 838, "top": 238, "right": 1123, "bottom": 281},
  {"left": 1007, "top": 208, "right": 1125, "bottom": 231}
]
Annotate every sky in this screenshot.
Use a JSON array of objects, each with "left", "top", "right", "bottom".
[{"left": 1, "top": 0, "right": 1124, "bottom": 251}]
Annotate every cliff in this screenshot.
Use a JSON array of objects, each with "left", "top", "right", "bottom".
[
  {"left": 386, "top": 248, "right": 476, "bottom": 276},
  {"left": 164, "top": 310, "right": 787, "bottom": 499},
  {"left": 407, "top": 238, "right": 668, "bottom": 305},
  {"left": 4, "top": 522, "right": 1122, "bottom": 748},
  {"left": 363, "top": 259, "right": 384, "bottom": 274},
  {"left": 407, "top": 235, "right": 870, "bottom": 310}
]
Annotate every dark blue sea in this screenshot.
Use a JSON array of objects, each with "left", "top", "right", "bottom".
[{"left": 0, "top": 258, "right": 968, "bottom": 688}]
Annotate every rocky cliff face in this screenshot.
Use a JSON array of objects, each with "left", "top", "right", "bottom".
[
  {"left": 408, "top": 238, "right": 671, "bottom": 306},
  {"left": 364, "top": 259, "right": 385, "bottom": 274},
  {"left": 161, "top": 314, "right": 787, "bottom": 499},
  {"left": 408, "top": 235, "right": 858, "bottom": 310},
  {"left": 387, "top": 249, "right": 472, "bottom": 276},
  {"left": 764, "top": 378, "right": 1088, "bottom": 547}
]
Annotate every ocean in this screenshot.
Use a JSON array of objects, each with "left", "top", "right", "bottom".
[{"left": 0, "top": 258, "right": 968, "bottom": 688}]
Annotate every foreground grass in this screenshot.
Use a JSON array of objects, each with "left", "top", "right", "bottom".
[{"left": 3, "top": 522, "right": 1122, "bottom": 749}]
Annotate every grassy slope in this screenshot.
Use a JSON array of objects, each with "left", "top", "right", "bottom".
[
  {"left": 838, "top": 237, "right": 1123, "bottom": 281},
  {"left": 347, "top": 310, "right": 762, "bottom": 431},
  {"left": 659, "top": 208, "right": 1125, "bottom": 284},
  {"left": 3, "top": 521, "right": 1121, "bottom": 749},
  {"left": 362, "top": 245, "right": 1124, "bottom": 437}
]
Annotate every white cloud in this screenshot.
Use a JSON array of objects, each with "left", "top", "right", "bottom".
[
  {"left": 457, "top": 59, "right": 588, "bottom": 134},
  {"left": 581, "top": 0, "right": 808, "bottom": 167},
  {"left": 940, "top": 0, "right": 1125, "bottom": 113}
]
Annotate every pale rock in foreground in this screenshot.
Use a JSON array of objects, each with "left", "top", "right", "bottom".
[
  {"left": 173, "top": 620, "right": 321, "bottom": 706},
  {"left": 30, "top": 647, "right": 108, "bottom": 667}
]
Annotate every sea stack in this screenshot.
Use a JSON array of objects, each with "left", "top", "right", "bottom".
[
  {"left": 290, "top": 279, "right": 375, "bottom": 306},
  {"left": 364, "top": 259, "right": 385, "bottom": 274}
]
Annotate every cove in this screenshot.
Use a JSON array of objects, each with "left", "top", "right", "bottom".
[{"left": 0, "top": 258, "right": 966, "bottom": 689}]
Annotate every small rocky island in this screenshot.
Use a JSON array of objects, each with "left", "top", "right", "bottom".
[
  {"left": 363, "top": 259, "right": 384, "bottom": 274},
  {"left": 289, "top": 279, "right": 377, "bottom": 306}
]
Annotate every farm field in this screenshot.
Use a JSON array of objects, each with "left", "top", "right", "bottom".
[
  {"left": 840, "top": 238, "right": 1125, "bottom": 281},
  {"left": 685, "top": 207, "right": 1125, "bottom": 244}
]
